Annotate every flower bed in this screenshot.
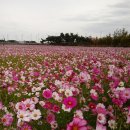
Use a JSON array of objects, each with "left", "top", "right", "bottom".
[{"left": 0, "top": 45, "right": 130, "bottom": 130}]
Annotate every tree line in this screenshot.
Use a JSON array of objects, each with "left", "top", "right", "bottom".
[
  {"left": 40, "top": 28, "right": 130, "bottom": 47},
  {"left": 0, "top": 28, "right": 130, "bottom": 47},
  {"left": 0, "top": 40, "right": 37, "bottom": 44}
]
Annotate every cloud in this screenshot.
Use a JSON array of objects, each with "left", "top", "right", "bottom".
[
  {"left": 109, "top": 0, "right": 130, "bottom": 8},
  {"left": 61, "top": 0, "right": 130, "bottom": 36},
  {"left": 81, "top": 17, "right": 130, "bottom": 37},
  {"left": 0, "top": 0, "right": 130, "bottom": 41},
  {"left": 62, "top": 0, "right": 130, "bottom": 23}
]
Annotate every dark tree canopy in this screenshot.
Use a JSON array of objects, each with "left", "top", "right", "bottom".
[
  {"left": 40, "top": 29, "right": 130, "bottom": 47},
  {"left": 41, "top": 33, "right": 92, "bottom": 46}
]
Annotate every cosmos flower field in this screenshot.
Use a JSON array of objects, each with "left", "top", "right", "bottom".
[{"left": 0, "top": 45, "right": 130, "bottom": 130}]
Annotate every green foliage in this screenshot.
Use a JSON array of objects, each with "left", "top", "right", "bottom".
[
  {"left": 41, "top": 33, "right": 91, "bottom": 46},
  {"left": 56, "top": 110, "right": 74, "bottom": 129},
  {"left": 40, "top": 28, "right": 130, "bottom": 47}
]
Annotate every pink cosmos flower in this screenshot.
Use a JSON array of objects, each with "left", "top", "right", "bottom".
[
  {"left": 122, "top": 88, "right": 130, "bottom": 99},
  {"left": 7, "top": 87, "right": 15, "bottom": 94},
  {"left": 74, "top": 110, "right": 83, "bottom": 119},
  {"left": 16, "top": 102, "right": 26, "bottom": 111},
  {"left": 52, "top": 105, "right": 60, "bottom": 113},
  {"left": 126, "top": 108, "right": 130, "bottom": 124},
  {"left": 46, "top": 112, "right": 55, "bottom": 124},
  {"left": 33, "top": 71, "right": 40, "bottom": 77},
  {"left": 24, "top": 99, "right": 35, "bottom": 110},
  {"left": 62, "top": 83, "right": 70, "bottom": 89},
  {"left": 43, "top": 101, "right": 53, "bottom": 110},
  {"left": 0, "top": 101, "right": 3, "bottom": 109},
  {"left": 13, "top": 76, "right": 18, "bottom": 82},
  {"left": 20, "top": 123, "right": 32, "bottom": 130},
  {"left": 79, "top": 71, "right": 91, "bottom": 83},
  {"left": 90, "top": 89, "right": 98, "bottom": 101},
  {"left": 67, "top": 117, "right": 87, "bottom": 130},
  {"left": 107, "top": 105, "right": 114, "bottom": 117},
  {"left": 72, "top": 88, "right": 79, "bottom": 96},
  {"left": 127, "top": 115, "right": 130, "bottom": 124},
  {"left": 96, "top": 122, "right": 106, "bottom": 130},
  {"left": 1, "top": 114, "right": 13, "bottom": 126},
  {"left": 90, "top": 93, "right": 98, "bottom": 101},
  {"left": 97, "top": 114, "right": 106, "bottom": 125},
  {"left": 96, "top": 107, "right": 107, "bottom": 115},
  {"left": 42, "top": 89, "right": 52, "bottom": 99},
  {"left": 49, "top": 83, "right": 57, "bottom": 91},
  {"left": 63, "top": 97, "right": 77, "bottom": 109},
  {"left": 93, "top": 67, "right": 100, "bottom": 75},
  {"left": 96, "top": 103, "right": 107, "bottom": 115},
  {"left": 112, "top": 98, "right": 123, "bottom": 107},
  {"left": 71, "top": 76, "right": 80, "bottom": 84},
  {"left": 65, "top": 70, "right": 73, "bottom": 77}
]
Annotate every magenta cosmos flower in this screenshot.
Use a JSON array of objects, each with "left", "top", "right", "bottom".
[
  {"left": 63, "top": 96, "right": 77, "bottom": 109},
  {"left": 67, "top": 117, "right": 87, "bottom": 130},
  {"left": 42, "top": 89, "right": 52, "bottom": 99},
  {"left": 46, "top": 112, "right": 55, "bottom": 124},
  {"left": 20, "top": 123, "right": 32, "bottom": 130}
]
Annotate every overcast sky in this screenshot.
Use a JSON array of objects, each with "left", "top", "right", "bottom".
[{"left": 0, "top": 0, "right": 130, "bottom": 42}]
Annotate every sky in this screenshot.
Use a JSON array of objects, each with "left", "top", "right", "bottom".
[{"left": 0, "top": 0, "right": 130, "bottom": 42}]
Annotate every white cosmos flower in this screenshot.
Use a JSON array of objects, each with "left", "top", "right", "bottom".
[
  {"left": 70, "top": 87, "right": 75, "bottom": 91},
  {"left": 57, "top": 97, "right": 62, "bottom": 102},
  {"left": 62, "top": 104, "right": 71, "bottom": 112},
  {"left": 96, "top": 103, "right": 105, "bottom": 109},
  {"left": 108, "top": 71, "right": 113, "bottom": 77},
  {"left": 79, "top": 72, "right": 91, "bottom": 82},
  {"left": 51, "top": 121, "right": 58, "bottom": 129},
  {"left": 39, "top": 101, "right": 45, "bottom": 107},
  {"left": 108, "top": 119, "right": 117, "bottom": 129},
  {"left": 52, "top": 92, "right": 58, "bottom": 97},
  {"left": 119, "top": 81, "right": 124, "bottom": 87},
  {"left": 90, "top": 89, "right": 97, "bottom": 96},
  {"left": 38, "top": 77, "right": 41, "bottom": 80},
  {"left": 28, "top": 93, "right": 32, "bottom": 96},
  {"left": 17, "top": 111, "right": 31, "bottom": 123},
  {"left": 74, "top": 110, "right": 83, "bottom": 119},
  {"left": 30, "top": 109, "right": 41, "bottom": 120},
  {"left": 109, "top": 65, "right": 115, "bottom": 70},
  {"left": 35, "top": 92, "right": 40, "bottom": 97},
  {"left": 31, "top": 97, "right": 39, "bottom": 104},
  {"left": 32, "top": 87, "right": 37, "bottom": 93},
  {"left": 65, "top": 89, "right": 73, "bottom": 97},
  {"left": 116, "top": 87, "right": 125, "bottom": 91},
  {"left": 39, "top": 82, "right": 45, "bottom": 88},
  {"left": 52, "top": 92, "right": 60, "bottom": 101},
  {"left": 28, "top": 82, "right": 32, "bottom": 86},
  {"left": 58, "top": 88, "right": 64, "bottom": 93},
  {"left": 21, "top": 76, "right": 25, "bottom": 81},
  {"left": 36, "top": 87, "right": 41, "bottom": 91},
  {"left": 55, "top": 80, "right": 62, "bottom": 87},
  {"left": 90, "top": 89, "right": 96, "bottom": 94}
]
